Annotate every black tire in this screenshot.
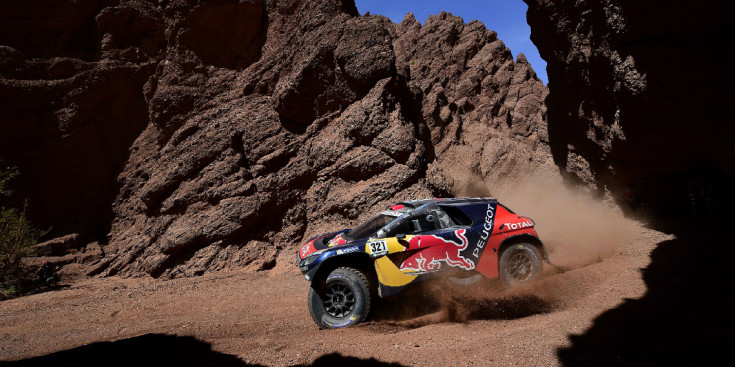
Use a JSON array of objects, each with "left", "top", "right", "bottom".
[
  {"left": 308, "top": 267, "right": 372, "bottom": 329},
  {"left": 499, "top": 243, "right": 543, "bottom": 286}
]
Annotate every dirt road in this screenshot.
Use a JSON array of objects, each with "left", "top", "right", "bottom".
[{"left": 1, "top": 225, "right": 671, "bottom": 366}]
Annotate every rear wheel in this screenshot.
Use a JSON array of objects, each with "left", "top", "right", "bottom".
[
  {"left": 499, "top": 243, "right": 542, "bottom": 286},
  {"left": 308, "top": 267, "right": 372, "bottom": 329}
]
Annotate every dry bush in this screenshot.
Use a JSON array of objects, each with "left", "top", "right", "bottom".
[{"left": 0, "top": 167, "right": 41, "bottom": 299}]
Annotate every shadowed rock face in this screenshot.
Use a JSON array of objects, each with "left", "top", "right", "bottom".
[
  {"left": 524, "top": 0, "right": 735, "bottom": 212},
  {"left": 0, "top": 0, "right": 162, "bottom": 240},
  {"left": 0, "top": 0, "right": 548, "bottom": 277}
]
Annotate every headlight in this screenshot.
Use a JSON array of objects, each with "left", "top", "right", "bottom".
[{"left": 300, "top": 248, "right": 327, "bottom": 267}]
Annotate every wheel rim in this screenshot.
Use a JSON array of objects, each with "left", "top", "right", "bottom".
[
  {"left": 323, "top": 282, "right": 356, "bottom": 318},
  {"left": 509, "top": 251, "right": 534, "bottom": 282}
]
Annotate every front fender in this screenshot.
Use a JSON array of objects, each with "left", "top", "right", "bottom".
[{"left": 298, "top": 244, "right": 365, "bottom": 281}]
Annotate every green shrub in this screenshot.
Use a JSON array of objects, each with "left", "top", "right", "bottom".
[
  {"left": 0, "top": 167, "right": 41, "bottom": 299},
  {"left": 0, "top": 166, "right": 19, "bottom": 197}
]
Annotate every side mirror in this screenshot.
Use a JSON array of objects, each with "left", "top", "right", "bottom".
[{"left": 395, "top": 233, "right": 409, "bottom": 247}]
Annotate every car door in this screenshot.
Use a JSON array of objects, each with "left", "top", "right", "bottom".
[{"left": 398, "top": 210, "right": 476, "bottom": 273}]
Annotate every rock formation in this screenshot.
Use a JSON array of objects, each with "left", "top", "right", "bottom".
[
  {"left": 524, "top": 0, "right": 735, "bottom": 212},
  {"left": 0, "top": 0, "right": 549, "bottom": 277}
]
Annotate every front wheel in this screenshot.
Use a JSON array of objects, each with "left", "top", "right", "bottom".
[
  {"left": 308, "top": 267, "right": 372, "bottom": 329},
  {"left": 499, "top": 243, "right": 543, "bottom": 286}
]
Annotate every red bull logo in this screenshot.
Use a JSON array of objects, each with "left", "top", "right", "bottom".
[
  {"left": 400, "top": 229, "right": 475, "bottom": 272},
  {"left": 328, "top": 234, "right": 347, "bottom": 247}
]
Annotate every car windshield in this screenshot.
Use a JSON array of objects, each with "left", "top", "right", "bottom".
[{"left": 344, "top": 212, "right": 400, "bottom": 240}]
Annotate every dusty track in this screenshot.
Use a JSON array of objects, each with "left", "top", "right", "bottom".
[{"left": 1, "top": 225, "right": 670, "bottom": 366}]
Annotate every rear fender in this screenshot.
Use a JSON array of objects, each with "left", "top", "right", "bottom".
[
  {"left": 499, "top": 233, "right": 548, "bottom": 261},
  {"left": 474, "top": 228, "right": 546, "bottom": 279}
]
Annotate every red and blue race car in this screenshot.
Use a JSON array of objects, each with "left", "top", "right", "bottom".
[{"left": 297, "top": 197, "right": 548, "bottom": 329}]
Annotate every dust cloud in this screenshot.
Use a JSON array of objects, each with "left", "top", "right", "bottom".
[
  {"left": 455, "top": 173, "right": 640, "bottom": 269},
  {"left": 370, "top": 173, "right": 643, "bottom": 327},
  {"left": 369, "top": 278, "right": 555, "bottom": 328},
  {"left": 454, "top": 177, "right": 493, "bottom": 198}
]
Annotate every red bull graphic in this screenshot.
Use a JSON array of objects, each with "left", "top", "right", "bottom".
[
  {"left": 400, "top": 229, "right": 475, "bottom": 272},
  {"left": 328, "top": 234, "right": 347, "bottom": 247}
]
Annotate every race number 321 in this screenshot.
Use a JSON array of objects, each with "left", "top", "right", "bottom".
[{"left": 369, "top": 240, "right": 388, "bottom": 257}]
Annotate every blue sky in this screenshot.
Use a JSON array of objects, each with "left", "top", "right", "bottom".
[{"left": 354, "top": 0, "right": 547, "bottom": 84}]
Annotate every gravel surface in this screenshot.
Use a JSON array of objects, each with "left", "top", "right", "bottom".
[{"left": 0, "top": 225, "right": 672, "bottom": 366}]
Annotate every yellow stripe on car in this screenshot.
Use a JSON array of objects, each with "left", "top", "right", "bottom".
[
  {"left": 385, "top": 237, "right": 409, "bottom": 254},
  {"left": 367, "top": 236, "right": 418, "bottom": 287},
  {"left": 374, "top": 256, "right": 417, "bottom": 287}
]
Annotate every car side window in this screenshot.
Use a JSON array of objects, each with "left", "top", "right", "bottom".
[
  {"left": 438, "top": 205, "right": 473, "bottom": 226},
  {"left": 434, "top": 209, "right": 456, "bottom": 229},
  {"left": 412, "top": 216, "right": 436, "bottom": 233},
  {"left": 384, "top": 219, "right": 411, "bottom": 238},
  {"left": 384, "top": 215, "right": 437, "bottom": 237}
]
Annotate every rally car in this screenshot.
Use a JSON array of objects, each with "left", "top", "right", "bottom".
[{"left": 297, "top": 197, "right": 547, "bottom": 329}]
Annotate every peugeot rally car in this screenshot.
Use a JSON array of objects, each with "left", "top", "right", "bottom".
[{"left": 297, "top": 198, "right": 547, "bottom": 329}]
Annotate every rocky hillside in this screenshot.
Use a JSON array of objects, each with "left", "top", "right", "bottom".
[
  {"left": 524, "top": 0, "right": 735, "bottom": 211},
  {"left": 0, "top": 0, "right": 549, "bottom": 278}
]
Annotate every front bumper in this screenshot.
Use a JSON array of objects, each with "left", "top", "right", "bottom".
[{"left": 297, "top": 244, "right": 363, "bottom": 281}]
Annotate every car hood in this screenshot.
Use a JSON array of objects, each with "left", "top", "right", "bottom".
[{"left": 299, "top": 229, "right": 367, "bottom": 259}]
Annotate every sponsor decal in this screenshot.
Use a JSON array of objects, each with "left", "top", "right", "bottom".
[
  {"left": 326, "top": 316, "right": 357, "bottom": 328},
  {"left": 336, "top": 246, "right": 360, "bottom": 255},
  {"left": 472, "top": 203, "right": 497, "bottom": 258},
  {"left": 504, "top": 220, "right": 534, "bottom": 230},
  {"left": 367, "top": 240, "right": 388, "bottom": 257},
  {"left": 401, "top": 229, "right": 475, "bottom": 272},
  {"left": 300, "top": 240, "right": 315, "bottom": 258}
]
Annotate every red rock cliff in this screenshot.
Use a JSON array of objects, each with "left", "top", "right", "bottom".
[{"left": 0, "top": 0, "right": 549, "bottom": 277}]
